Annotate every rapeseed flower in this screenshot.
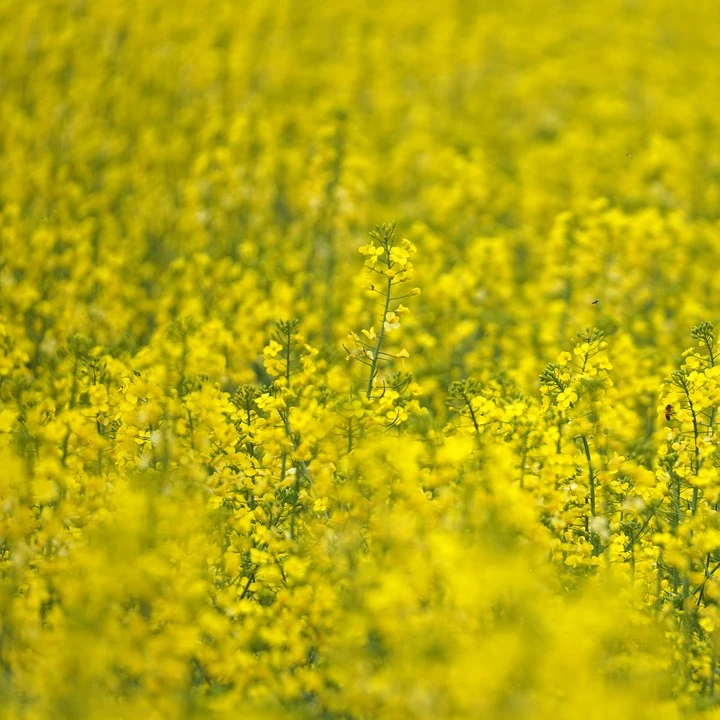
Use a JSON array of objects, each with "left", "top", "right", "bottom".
[{"left": 2, "top": 0, "right": 720, "bottom": 716}]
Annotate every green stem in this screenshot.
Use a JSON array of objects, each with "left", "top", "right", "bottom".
[
  {"left": 366, "top": 273, "right": 393, "bottom": 399},
  {"left": 580, "top": 434, "right": 598, "bottom": 554},
  {"left": 462, "top": 391, "right": 481, "bottom": 437}
]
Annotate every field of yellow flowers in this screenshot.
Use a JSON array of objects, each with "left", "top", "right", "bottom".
[{"left": 3, "top": 0, "right": 720, "bottom": 717}]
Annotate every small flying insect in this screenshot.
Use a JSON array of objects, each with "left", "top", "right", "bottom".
[
  {"left": 592, "top": 299, "right": 599, "bottom": 305},
  {"left": 665, "top": 404, "right": 674, "bottom": 421}
]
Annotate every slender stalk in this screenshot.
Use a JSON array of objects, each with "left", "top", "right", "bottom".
[
  {"left": 366, "top": 273, "right": 393, "bottom": 399},
  {"left": 580, "top": 434, "right": 598, "bottom": 554},
  {"left": 461, "top": 390, "right": 481, "bottom": 437}
]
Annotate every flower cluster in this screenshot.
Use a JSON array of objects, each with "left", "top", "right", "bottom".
[{"left": 3, "top": 0, "right": 720, "bottom": 717}]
